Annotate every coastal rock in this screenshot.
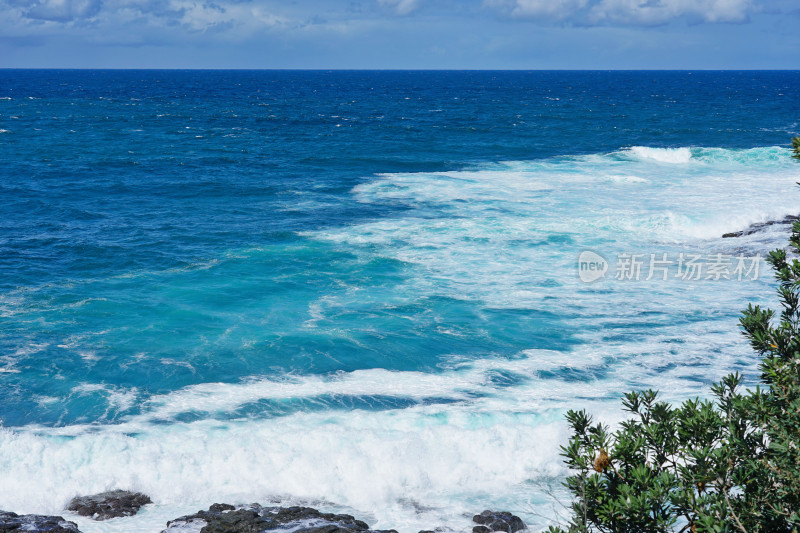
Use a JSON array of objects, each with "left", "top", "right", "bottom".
[
  {"left": 722, "top": 215, "right": 800, "bottom": 238},
  {"left": 472, "top": 511, "right": 525, "bottom": 533},
  {"left": 0, "top": 510, "right": 82, "bottom": 533},
  {"left": 66, "top": 490, "right": 152, "bottom": 520},
  {"left": 162, "top": 504, "right": 373, "bottom": 533},
  {"left": 294, "top": 526, "right": 366, "bottom": 533},
  {"left": 209, "top": 504, "right": 237, "bottom": 513},
  {"left": 197, "top": 510, "right": 272, "bottom": 533},
  {"left": 264, "top": 506, "right": 369, "bottom": 530}
]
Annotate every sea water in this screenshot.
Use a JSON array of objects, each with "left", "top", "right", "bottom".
[{"left": 1, "top": 70, "right": 799, "bottom": 532}]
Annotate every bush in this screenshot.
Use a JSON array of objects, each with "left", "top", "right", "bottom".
[{"left": 550, "top": 224, "right": 800, "bottom": 529}]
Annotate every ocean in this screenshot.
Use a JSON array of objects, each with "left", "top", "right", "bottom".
[{"left": 1, "top": 70, "right": 799, "bottom": 532}]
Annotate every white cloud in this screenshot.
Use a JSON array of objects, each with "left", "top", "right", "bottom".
[
  {"left": 509, "top": 0, "right": 589, "bottom": 20},
  {"left": 700, "top": 0, "right": 752, "bottom": 22},
  {"left": 0, "top": 0, "right": 290, "bottom": 40},
  {"left": 22, "top": 0, "right": 102, "bottom": 22},
  {"left": 588, "top": 0, "right": 752, "bottom": 25},
  {"left": 485, "top": 0, "right": 754, "bottom": 25},
  {"left": 378, "top": 0, "right": 422, "bottom": 16}
]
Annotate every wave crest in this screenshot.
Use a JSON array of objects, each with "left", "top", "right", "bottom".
[{"left": 624, "top": 146, "right": 693, "bottom": 164}]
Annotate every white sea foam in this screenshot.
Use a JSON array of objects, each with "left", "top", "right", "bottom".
[
  {"left": 0, "top": 396, "right": 571, "bottom": 533},
  {"left": 625, "top": 146, "right": 692, "bottom": 163},
  {"left": 601, "top": 174, "right": 648, "bottom": 183},
  {"left": 70, "top": 383, "right": 141, "bottom": 413},
  {"left": 0, "top": 327, "right": 754, "bottom": 531},
  {"left": 313, "top": 146, "right": 799, "bottom": 310}
]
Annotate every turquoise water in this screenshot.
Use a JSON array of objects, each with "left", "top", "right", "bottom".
[{"left": 1, "top": 70, "right": 799, "bottom": 532}]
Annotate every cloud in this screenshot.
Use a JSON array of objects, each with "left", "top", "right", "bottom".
[
  {"left": 589, "top": 0, "right": 752, "bottom": 25},
  {"left": 378, "top": 0, "right": 422, "bottom": 16},
  {"left": 487, "top": 0, "right": 589, "bottom": 21},
  {"left": 18, "top": 0, "right": 103, "bottom": 22},
  {"left": 485, "top": 0, "right": 754, "bottom": 25},
  {"left": 104, "top": 0, "right": 279, "bottom": 32},
  {"left": 0, "top": 0, "right": 775, "bottom": 57},
  {"left": 0, "top": 0, "right": 293, "bottom": 41}
]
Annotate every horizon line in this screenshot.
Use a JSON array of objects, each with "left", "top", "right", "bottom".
[{"left": 2, "top": 67, "right": 800, "bottom": 72}]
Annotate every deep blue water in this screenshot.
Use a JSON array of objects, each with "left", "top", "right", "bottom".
[{"left": 1, "top": 70, "right": 799, "bottom": 531}]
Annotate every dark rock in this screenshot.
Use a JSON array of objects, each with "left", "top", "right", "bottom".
[
  {"left": 201, "top": 510, "right": 272, "bottom": 533},
  {"left": 209, "top": 504, "right": 236, "bottom": 513},
  {"left": 163, "top": 515, "right": 207, "bottom": 532},
  {"left": 263, "top": 506, "right": 369, "bottom": 531},
  {"left": 67, "top": 490, "right": 152, "bottom": 520},
  {"left": 163, "top": 504, "right": 375, "bottom": 533},
  {"left": 472, "top": 511, "right": 525, "bottom": 533},
  {"left": 0, "top": 510, "right": 82, "bottom": 533},
  {"left": 294, "top": 526, "right": 350, "bottom": 533},
  {"left": 722, "top": 215, "right": 800, "bottom": 238}
]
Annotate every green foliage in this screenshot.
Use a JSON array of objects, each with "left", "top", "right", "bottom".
[
  {"left": 792, "top": 137, "right": 800, "bottom": 160},
  {"left": 552, "top": 223, "right": 800, "bottom": 527}
]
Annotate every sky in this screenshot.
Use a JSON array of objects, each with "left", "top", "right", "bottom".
[{"left": 1, "top": 0, "right": 799, "bottom": 69}]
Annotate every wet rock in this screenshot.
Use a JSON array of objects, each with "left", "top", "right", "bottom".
[
  {"left": 0, "top": 510, "right": 82, "bottom": 533},
  {"left": 163, "top": 504, "right": 375, "bottom": 533},
  {"left": 67, "top": 490, "right": 152, "bottom": 520},
  {"left": 263, "top": 506, "right": 369, "bottom": 531},
  {"left": 722, "top": 215, "right": 800, "bottom": 238},
  {"left": 472, "top": 511, "right": 525, "bottom": 533},
  {"left": 163, "top": 515, "right": 208, "bottom": 533},
  {"left": 209, "top": 504, "right": 236, "bottom": 513},
  {"left": 294, "top": 526, "right": 352, "bottom": 533},
  {"left": 200, "top": 510, "right": 272, "bottom": 533}
]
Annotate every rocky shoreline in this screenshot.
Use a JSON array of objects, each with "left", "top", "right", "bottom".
[
  {"left": 0, "top": 491, "right": 527, "bottom": 533},
  {"left": 722, "top": 214, "right": 800, "bottom": 238},
  {"left": 0, "top": 510, "right": 82, "bottom": 533}
]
